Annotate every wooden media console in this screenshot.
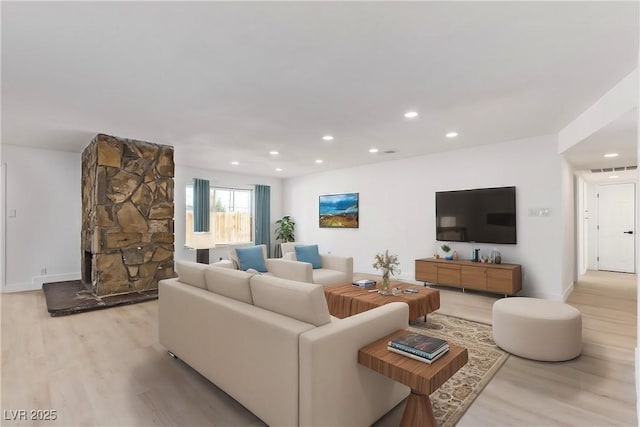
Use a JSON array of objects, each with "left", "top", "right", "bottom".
[{"left": 415, "top": 258, "right": 522, "bottom": 296}]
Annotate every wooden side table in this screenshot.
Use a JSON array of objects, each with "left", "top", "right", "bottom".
[{"left": 358, "top": 330, "right": 468, "bottom": 427}]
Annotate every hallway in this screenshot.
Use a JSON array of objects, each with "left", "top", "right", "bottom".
[{"left": 567, "top": 270, "right": 637, "bottom": 363}]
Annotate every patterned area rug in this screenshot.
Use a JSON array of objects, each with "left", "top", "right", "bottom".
[{"left": 409, "top": 313, "right": 509, "bottom": 427}]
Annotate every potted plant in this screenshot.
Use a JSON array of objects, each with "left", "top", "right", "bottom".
[
  {"left": 275, "top": 215, "right": 295, "bottom": 242},
  {"left": 441, "top": 244, "right": 454, "bottom": 260}
]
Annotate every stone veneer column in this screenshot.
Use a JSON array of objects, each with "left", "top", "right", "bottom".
[{"left": 81, "top": 134, "right": 176, "bottom": 296}]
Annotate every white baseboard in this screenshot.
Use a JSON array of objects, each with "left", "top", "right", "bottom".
[
  {"left": 562, "top": 281, "right": 575, "bottom": 302},
  {"left": 2, "top": 281, "right": 36, "bottom": 293},
  {"left": 401, "top": 275, "right": 570, "bottom": 301},
  {"left": 397, "top": 275, "right": 423, "bottom": 286},
  {"left": 521, "top": 290, "right": 565, "bottom": 301},
  {"left": 519, "top": 280, "right": 574, "bottom": 302},
  {"left": 2, "top": 272, "right": 81, "bottom": 293}
]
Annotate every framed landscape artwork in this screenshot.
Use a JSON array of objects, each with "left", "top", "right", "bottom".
[{"left": 319, "top": 193, "right": 359, "bottom": 228}]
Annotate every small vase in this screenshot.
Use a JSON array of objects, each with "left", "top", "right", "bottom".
[{"left": 380, "top": 272, "right": 391, "bottom": 295}]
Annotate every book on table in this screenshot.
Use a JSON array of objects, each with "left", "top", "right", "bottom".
[
  {"left": 388, "top": 341, "right": 449, "bottom": 359},
  {"left": 352, "top": 279, "right": 376, "bottom": 287},
  {"left": 387, "top": 345, "right": 449, "bottom": 364},
  {"left": 388, "top": 332, "right": 448, "bottom": 359}
]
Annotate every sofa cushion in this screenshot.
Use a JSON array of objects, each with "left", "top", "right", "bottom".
[
  {"left": 295, "top": 244, "right": 322, "bottom": 269},
  {"left": 175, "top": 260, "right": 209, "bottom": 289},
  {"left": 250, "top": 275, "right": 331, "bottom": 326},
  {"left": 312, "top": 268, "right": 349, "bottom": 286},
  {"left": 280, "top": 242, "right": 298, "bottom": 259},
  {"left": 235, "top": 245, "right": 268, "bottom": 272},
  {"left": 283, "top": 252, "right": 297, "bottom": 261},
  {"left": 212, "top": 259, "right": 234, "bottom": 269},
  {"left": 204, "top": 267, "right": 255, "bottom": 304}
]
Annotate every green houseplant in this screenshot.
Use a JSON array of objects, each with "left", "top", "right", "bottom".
[
  {"left": 441, "top": 244, "right": 454, "bottom": 260},
  {"left": 275, "top": 215, "right": 296, "bottom": 242}
]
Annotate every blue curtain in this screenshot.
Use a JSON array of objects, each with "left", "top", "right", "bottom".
[
  {"left": 255, "top": 185, "right": 271, "bottom": 257},
  {"left": 193, "top": 178, "right": 210, "bottom": 232}
]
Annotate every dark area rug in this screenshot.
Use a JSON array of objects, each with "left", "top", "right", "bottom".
[{"left": 42, "top": 280, "right": 158, "bottom": 317}]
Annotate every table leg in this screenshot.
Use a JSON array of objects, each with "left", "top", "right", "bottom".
[{"left": 400, "top": 390, "right": 436, "bottom": 427}]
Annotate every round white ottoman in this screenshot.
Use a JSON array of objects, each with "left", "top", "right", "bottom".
[{"left": 492, "top": 297, "right": 582, "bottom": 362}]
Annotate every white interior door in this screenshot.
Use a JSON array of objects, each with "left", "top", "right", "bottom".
[{"left": 597, "top": 183, "right": 636, "bottom": 273}]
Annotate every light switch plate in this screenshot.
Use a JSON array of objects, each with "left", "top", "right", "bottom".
[{"left": 528, "top": 208, "right": 551, "bottom": 217}]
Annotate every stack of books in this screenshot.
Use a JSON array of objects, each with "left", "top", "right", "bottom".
[
  {"left": 387, "top": 332, "right": 449, "bottom": 364},
  {"left": 352, "top": 279, "right": 376, "bottom": 288}
]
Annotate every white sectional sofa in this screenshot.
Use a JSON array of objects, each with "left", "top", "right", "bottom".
[
  {"left": 280, "top": 242, "right": 354, "bottom": 286},
  {"left": 159, "top": 260, "right": 409, "bottom": 426}
]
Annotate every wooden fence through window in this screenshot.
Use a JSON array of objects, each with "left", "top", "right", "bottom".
[{"left": 186, "top": 211, "right": 253, "bottom": 245}]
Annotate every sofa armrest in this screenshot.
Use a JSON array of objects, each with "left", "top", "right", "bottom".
[
  {"left": 265, "top": 258, "right": 313, "bottom": 283},
  {"left": 320, "top": 254, "right": 353, "bottom": 282},
  {"left": 299, "top": 302, "right": 410, "bottom": 426}
]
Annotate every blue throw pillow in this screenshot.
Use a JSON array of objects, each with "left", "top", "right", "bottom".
[
  {"left": 295, "top": 244, "right": 322, "bottom": 269},
  {"left": 235, "top": 246, "right": 268, "bottom": 273}
]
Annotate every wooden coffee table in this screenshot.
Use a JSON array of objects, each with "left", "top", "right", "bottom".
[
  {"left": 324, "top": 281, "right": 440, "bottom": 320},
  {"left": 359, "top": 330, "right": 468, "bottom": 427}
]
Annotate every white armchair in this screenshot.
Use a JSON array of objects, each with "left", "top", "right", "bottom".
[{"left": 280, "top": 242, "right": 353, "bottom": 286}]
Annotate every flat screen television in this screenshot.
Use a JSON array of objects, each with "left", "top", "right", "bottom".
[{"left": 436, "top": 186, "right": 516, "bottom": 244}]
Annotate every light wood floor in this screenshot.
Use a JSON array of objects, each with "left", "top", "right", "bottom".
[{"left": 1, "top": 270, "right": 636, "bottom": 426}]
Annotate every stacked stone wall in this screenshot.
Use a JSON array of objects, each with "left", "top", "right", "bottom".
[{"left": 81, "top": 134, "right": 175, "bottom": 296}]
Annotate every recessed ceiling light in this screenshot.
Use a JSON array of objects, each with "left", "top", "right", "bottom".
[
  {"left": 369, "top": 148, "right": 379, "bottom": 153},
  {"left": 446, "top": 132, "right": 458, "bottom": 138},
  {"left": 275, "top": 168, "right": 282, "bottom": 172},
  {"left": 269, "top": 151, "right": 279, "bottom": 155},
  {"left": 604, "top": 153, "right": 619, "bottom": 158},
  {"left": 609, "top": 175, "right": 619, "bottom": 179},
  {"left": 315, "top": 159, "right": 324, "bottom": 164},
  {"left": 404, "top": 111, "right": 418, "bottom": 119},
  {"left": 322, "top": 135, "right": 334, "bottom": 141},
  {"left": 231, "top": 161, "right": 239, "bottom": 166}
]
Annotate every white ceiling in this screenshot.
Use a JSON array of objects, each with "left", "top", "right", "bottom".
[
  {"left": 2, "top": 1, "right": 638, "bottom": 177},
  {"left": 563, "top": 108, "right": 638, "bottom": 172}
]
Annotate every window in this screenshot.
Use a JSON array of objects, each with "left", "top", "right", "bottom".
[{"left": 186, "top": 185, "right": 253, "bottom": 246}]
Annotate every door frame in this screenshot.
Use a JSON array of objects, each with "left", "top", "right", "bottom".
[{"left": 596, "top": 181, "right": 637, "bottom": 273}]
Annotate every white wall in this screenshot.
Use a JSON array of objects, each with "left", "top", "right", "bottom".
[
  {"left": 284, "top": 134, "right": 568, "bottom": 300},
  {"left": 1, "top": 143, "right": 5, "bottom": 288},
  {"left": 635, "top": 44, "right": 639, "bottom": 425},
  {"left": 636, "top": 62, "right": 640, "bottom": 422},
  {"left": 174, "top": 165, "right": 283, "bottom": 264},
  {"left": 560, "top": 156, "right": 576, "bottom": 300},
  {"left": 586, "top": 180, "right": 598, "bottom": 270},
  {"left": 2, "top": 145, "right": 82, "bottom": 292},
  {"left": 576, "top": 176, "right": 586, "bottom": 275}
]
